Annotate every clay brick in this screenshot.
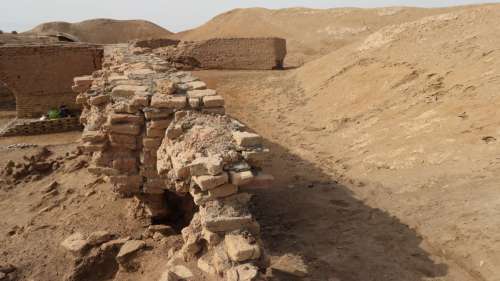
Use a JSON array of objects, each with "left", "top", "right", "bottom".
[
  {"left": 229, "top": 170, "right": 255, "bottom": 186},
  {"left": 232, "top": 131, "right": 262, "bottom": 147},
  {"left": 189, "top": 97, "right": 201, "bottom": 109},
  {"left": 165, "top": 125, "right": 183, "bottom": 140},
  {"left": 193, "top": 173, "right": 229, "bottom": 191},
  {"left": 150, "top": 95, "right": 187, "bottom": 109},
  {"left": 81, "top": 130, "right": 106, "bottom": 143},
  {"left": 108, "top": 124, "right": 141, "bottom": 136},
  {"left": 131, "top": 93, "right": 150, "bottom": 107},
  {"left": 224, "top": 234, "right": 261, "bottom": 262},
  {"left": 74, "top": 75, "right": 93, "bottom": 86},
  {"left": 112, "top": 85, "right": 148, "bottom": 99},
  {"left": 89, "top": 95, "right": 110, "bottom": 106},
  {"left": 148, "top": 119, "right": 171, "bottom": 129},
  {"left": 208, "top": 184, "right": 238, "bottom": 198},
  {"left": 112, "top": 157, "right": 137, "bottom": 173},
  {"left": 242, "top": 149, "right": 269, "bottom": 166},
  {"left": 140, "top": 151, "right": 157, "bottom": 166},
  {"left": 146, "top": 127, "right": 166, "bottom": 138},
  {"left": 189, "top": 156, "right": 223, "bottom": 176},
  {"left": 155, "top": 79, "right": 176, "bottom": 95},
  {"left": 143, "top": 138, "right": 162, "bottom": 150},
  {"left": 143, "top": 108, "right": 173, "bottom": 120},
  {"left": 202, "top": 95, "right": 225, "bottom": 108},
  {"left": 110, "top": 175, "right": 142, "bottom": 194},
  {"left": 187, "top": 89, "right": 216, "bottom": 99},
  {"left": 109, "top": 134, "right": 137, "bottom": 149},
  {"left": 108, "top": 113, "right": 144, "bottom": 125}
]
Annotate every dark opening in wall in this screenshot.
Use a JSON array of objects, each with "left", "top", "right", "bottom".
[
  {"left": 0, "top": 81, "right": 16, "bottom": 110},
  {"left": 151, "top": 191, "right": 198, "bottom": 233},
  {"left": 273, "top": 59, "right": 285, "bottom": 70}
]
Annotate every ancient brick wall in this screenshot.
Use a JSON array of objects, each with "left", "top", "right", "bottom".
[
  {"left": 157, "top": 37, "right": 287, "bottom": 70},
  {"left": 0, "top": 44, "right": 103, "bottom": 117},
  {"left": 0, "top": 117, "right": 82, "bottom": 137},
  {"left": 75, "top": 46, "right": 273, "bottom": 279}
]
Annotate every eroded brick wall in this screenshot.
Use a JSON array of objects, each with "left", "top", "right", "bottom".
[
  {"left": 157, "top": 37, "right": 287, "bottom": 70},
  {"left": 0, "top": 44, "right": 103, "bottom": 117}
]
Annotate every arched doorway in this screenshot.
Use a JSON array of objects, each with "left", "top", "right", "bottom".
[
  {"left": 0, "top": 81, "right": 16, "bottom": 110},
  {"left": 0, "top": 81, "right": 17, "bottom": 129}
]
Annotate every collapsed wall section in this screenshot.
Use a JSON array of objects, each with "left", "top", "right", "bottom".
[
  {"left": 73, "top": 46, "right": 273, "bottom": 280},
  {"left": 152, "top": 37, "right": 287, "bottom": 70},
  {"left": 0, "top": 44, "right": 103, "bottom": 117}
]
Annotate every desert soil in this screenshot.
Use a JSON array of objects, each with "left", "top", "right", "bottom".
[{"left": 3, "top": 3, "right": 500, "bottom": 281}]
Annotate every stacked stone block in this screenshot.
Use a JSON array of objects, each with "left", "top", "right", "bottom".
[{"left": 72, "top": 45, "right": 272, "bottom": 280}]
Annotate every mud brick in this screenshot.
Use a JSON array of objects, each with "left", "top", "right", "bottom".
[
  {"left": 193, "top": 173, "right": 229, "bottom": 191},
  {"left": 202, "top": 95, "right": 225, "bottom": 108}
]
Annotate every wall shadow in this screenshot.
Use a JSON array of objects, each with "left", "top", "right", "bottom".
[{"left": 248, "top": 139, "right": 448, "bottom": 281}]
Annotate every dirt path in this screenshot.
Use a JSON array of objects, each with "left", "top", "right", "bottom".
[{"left": 196, "top": 70, "right": 487, "bottom": 281}]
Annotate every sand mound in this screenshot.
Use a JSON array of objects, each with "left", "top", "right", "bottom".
[
  {"left": 177, "top": 6, "right": 458, "bottom": 66},
  {"left": 28, "top": 19, "right": 173, "bottom": 44}
]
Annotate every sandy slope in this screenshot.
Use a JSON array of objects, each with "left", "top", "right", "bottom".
[
  {"left": 194, "top": 4, "right": 500, "bottom": 280},
  {"left": 27, "top": 19, "right": 173, "bottom": 44},
  {"left": 177, "top": 6, "right": 463, "bottom": 66}
]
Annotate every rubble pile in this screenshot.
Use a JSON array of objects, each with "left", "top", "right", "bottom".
[
  {"left": 71, "top": 45, "right": 273, "bottom": 280},
  {"left": 0, "top": 147, "right": 84, "bottom": 189}
]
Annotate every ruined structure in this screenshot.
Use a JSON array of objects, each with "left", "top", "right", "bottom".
[
  {"left": 132, "top": 37, "right": 287, "bottom": 70},
  {"left": 73, "top": 44, "right": 274, "bottom": 280},
  {"left": 0, "top": 44, "right": 103, "bottom": 117}
]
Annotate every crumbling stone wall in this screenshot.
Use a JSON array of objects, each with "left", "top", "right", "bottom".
[
  {"left": 0, "top": 44, "right": 103, "bottom": 117},
  {"left": 74, "top": 46, "right": 273, "bottom": 280},
  {"left": 153, "top": 37, "right": 287, "bottom": 70},
  {"left": 131, "top": 38, "right": 180, "bottom": 50}
]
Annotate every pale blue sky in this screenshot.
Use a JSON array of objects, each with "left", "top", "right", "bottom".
[{"left": 1, "top": 0, "right": 498, "bottom": 32}]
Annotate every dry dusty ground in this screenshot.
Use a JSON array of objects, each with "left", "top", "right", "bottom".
[{"left": 3, "top": 3, "right": 500, "bottom": 281}]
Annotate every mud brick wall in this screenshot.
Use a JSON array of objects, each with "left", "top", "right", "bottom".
[
  {"left": 74, "top": 46, "right": 274, "bottom": 280},
  {"left": 0, "top": 117, "right": 82, "bottom": 137},
  {"left": 158, "top": 37, "right": 287, "bottom": 70},
  {"left": 0, "top": 44, "right": 103, "bottom": 118},
  {"left": 131, "top": 38, "right": 180, "bottom": 49}
]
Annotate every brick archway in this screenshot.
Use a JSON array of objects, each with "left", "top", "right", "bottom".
[
  {"left": 0, "top": 81, "right": 16, "bottom": 110},
  {"left": 0, "top": 44, "right": 103, "bottom": 118}
]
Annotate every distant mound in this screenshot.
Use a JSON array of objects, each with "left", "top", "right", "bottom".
[
  {"left": 28, "top": 19, "right": 173, "bottom": 44},
  {"left": 177, "top": 7, "right": 458, "bottom": 66}
]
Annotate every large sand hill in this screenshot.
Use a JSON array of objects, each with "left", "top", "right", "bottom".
[{"left": 27, "top": 19, "right": 173, "bottom": 44}]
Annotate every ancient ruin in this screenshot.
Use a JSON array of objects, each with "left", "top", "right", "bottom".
[
  {"left": 132, "top": 37, "right": 287, "bottom": 70},
  {"left": 71, "top": 43, "right": 274, "bottom": 280},
  {"left": 0, "top": 44, "right": 103, "bottom": 118}
]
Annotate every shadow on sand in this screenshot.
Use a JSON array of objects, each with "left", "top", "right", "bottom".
[{"left": 248, "top": 139, "right": 448, "bottom": 281}]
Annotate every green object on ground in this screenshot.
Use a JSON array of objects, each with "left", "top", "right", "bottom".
[{"left": 48, "top": 109, "right": 60, "bottom": 119}]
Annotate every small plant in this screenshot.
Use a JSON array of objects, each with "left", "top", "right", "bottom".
[
  {"left": 0, "top": 30, "right": 3, "bottom": 34},
  {"left": 11, "top": 30, "right": 17, "bottom": 34}
]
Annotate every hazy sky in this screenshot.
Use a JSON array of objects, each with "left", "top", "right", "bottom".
[{"left": 1, "top": 0, "right": 498, "bottom": 32}]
